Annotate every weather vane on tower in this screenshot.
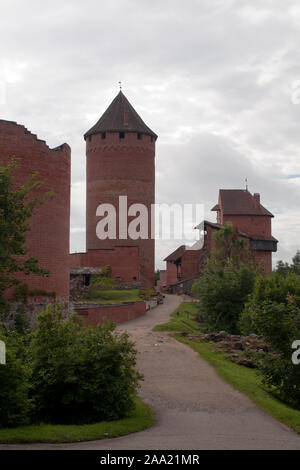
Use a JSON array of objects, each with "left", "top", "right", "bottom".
[{"left": 118, "top": 81, "right": 122, "bottom": 91}]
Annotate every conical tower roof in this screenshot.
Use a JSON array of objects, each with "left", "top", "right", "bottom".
[{"left": 84, "top": 91, "right": 157, "bottom": 140}]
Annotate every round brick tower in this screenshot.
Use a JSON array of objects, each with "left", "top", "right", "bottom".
[{"left": 85, "top": 91, "right": 157, "bottom": 287}]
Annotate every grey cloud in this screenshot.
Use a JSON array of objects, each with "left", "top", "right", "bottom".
[{"left": 1, "top": 0, "right": 300, "bottom": 267}]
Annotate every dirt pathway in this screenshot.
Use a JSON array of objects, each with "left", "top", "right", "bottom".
[{"left": 1, "top": 294, "right": 300, "bottom": 450}]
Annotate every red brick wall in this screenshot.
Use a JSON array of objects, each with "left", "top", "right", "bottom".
[
  {"left": 253, "top": 251, "right": 272, "bottom": 274},
  {"left": 221, "top": 215, "right": 273, "bottom": 274},
  {"left": 70, "top": 246, "right": 139, "bottom": 282},
  {"left": 0, "top": 120, "right": 71, "bottom": 304},
  {"left": 85, "top": 131, "right": 155, "bottom": 287},
  {"left": 181, "top": 250, "right": 201, "bottom": 280},
  {"left": 157, "top": 270, "right": 166, "bottom": 290},
  {"left": 223, "top": 214, "right": 271, "bottom": 239},
  {"left": 205, "top": 225, "right": 219, "bottom": 251},
  {"left": 166, "top": 261, "right": 179, "bottom": 286},
  {"left": 76, "top": 301, "right": 146, "bottom": 327}
]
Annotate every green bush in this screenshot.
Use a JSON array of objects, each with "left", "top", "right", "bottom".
[
  {"left": 138, "top": 288, "right": 155, "bottom": 300},
  {"left": 91, "top": 265, "right": 116, "bottom": 287},
  {"left": 239, "top": 273, "right": 300, "bottom": 409},
  {"left": 192, "top": 222, "right": 256, "bottom": 334},
  {"left": 91, "top": 276, "right": 117, "bottom": 288},
  {"left": 253, "top": 300, "right": 300, "bottom": 409},
  {"left": 259, "top": 355, "right": 300, "bottom": 410},
  {"left": 239, "top": 272, "right": 300, "bottom": 335},
  {"left": 0, "top": 330, "right": 31, "bottom": 427},
  {"left": 192, "top": 260, "right": 256, "bottom": 334},
  {"left": 275, "top": 250, "right": 300, "bottom": 277},
  {"left": 29, "top": 303, "right": 142, "bottom": 424}
]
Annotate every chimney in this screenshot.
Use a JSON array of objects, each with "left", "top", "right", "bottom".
[{"left": 253, "top": 193, "right": 260, "bottom": 208}]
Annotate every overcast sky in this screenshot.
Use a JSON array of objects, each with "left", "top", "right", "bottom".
[{"left": 1, "top": 0, "right": 300, "bottom": 269}]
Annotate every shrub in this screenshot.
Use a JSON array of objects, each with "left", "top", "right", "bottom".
[
  {"left": 260, "top": 356, "right": 300, "bottom": 410},
  {"left": 239, "top": 273, "right": 300, "bottom": 409},
  {"left": 274, "top": 250, "right": 300, "bottom": 277},
  {"left": 0, "top": 330, "right": 31, "bottom": 427},
  {"left": 91, "top": 266, "right": 116, "bottom": 288},
  {"left": 192, "top": 222, "right": 256, "bottom": 334},
  {"left": 29, "top": 303, "right": 142, "bottom": 424},
  {"left": 138, "top": 288, "right": 155, "bottom": 300},
  {"left": 192, "top": 260, "right": 256, "bottom": 333},
  {"left": 239, "top": 272, "right": 300, "bottom": 335},
  {"left": 91, "top": 276, "right": 117, "bottom": 288},
  {"left": 253, "top": 301, "right": 300, "bottom": 409}
]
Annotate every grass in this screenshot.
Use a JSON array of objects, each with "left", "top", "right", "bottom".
[
  {"left": 0, "top": 397, "right": 154, "bottom": 444},
  {"left": 153, "top": 301, "right": 201, "bottom": 332},
  {"left": 91, "top": 277, "right": 118, "bottom": 288},
  {"left": 154, "top": 301, "right": 300, "bottom": 434},
  {"left": 83, "top": 289, "right": 143, "bottom": 304}
]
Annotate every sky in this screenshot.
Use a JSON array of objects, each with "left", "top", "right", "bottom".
[{"left": 1, "top": 0, "right": 300, "bottom": 269}]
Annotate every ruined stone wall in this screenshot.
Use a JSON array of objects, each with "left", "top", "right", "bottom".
[
  {"left": 0, "top": 119, "right": 71, "bottom": 308},
  {"left": 69, "top": 246, "right": 140, "bottom": 282}
]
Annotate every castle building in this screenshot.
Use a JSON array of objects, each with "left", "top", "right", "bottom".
[
  {"left": 70, "top": 91, "right": 157, "bottom": 287},
  {"left": 163, "top": 189, "right": 278, "bottom": 292},
  {"left": 1, "top": 91, "right": 157, "bottom": 327},
  {"left": 1, "top": 93, "right": 278, "bottom": 323}
]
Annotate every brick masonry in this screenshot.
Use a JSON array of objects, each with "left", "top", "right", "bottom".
[
  {"left": 85, "top": 131, "right": 155, "bottom": 287},
  {"left": 0, "top": 120, "right": 71, "bottom": 308},
  {"left": 74, "top": 300, "right": 146, "bottom": 326},
  {"left": 69, "top": 245, "right": 140, "bottom": 282}
]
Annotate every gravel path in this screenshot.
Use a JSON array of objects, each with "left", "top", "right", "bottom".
[{"left": 1, "top": 294, "right": 300, "bottom": 450}]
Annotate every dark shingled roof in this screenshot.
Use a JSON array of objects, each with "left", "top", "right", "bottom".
[
  {"left": 164, "top": 245, "right": 186, "bottom": 262},
  {"left": 84, "top": 91, "right": 157, "bottom": 140},
  {"left": 211, "top": 189, "right": 274, "bottom": 217}
]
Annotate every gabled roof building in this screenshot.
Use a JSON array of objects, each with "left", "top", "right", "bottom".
[{"left": 163, "top": 189, "right": 277, "bottom": 291}]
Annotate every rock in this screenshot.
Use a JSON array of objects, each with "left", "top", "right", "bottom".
[
  {"left": 218, "top": 331, "right": 228, "bottom": 338},
  {"left": 232, "top": 341, "right": 244, "bottom": 351},
  {"left": 236, "top": 358, "right": 255, "bottom": 368},
  {"left": 231, "top": 335, "right": 241, "bottom": 341}
]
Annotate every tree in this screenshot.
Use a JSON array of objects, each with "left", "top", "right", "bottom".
[
  {"left": 275, "top": 259, "right": 290, "bottom": 277},
  {"left": 0, "top": 159, "right": 50, "bottom": 321},
  {"left": 292, "top": 250, "right": 300, "bottom": 275},
  {"left": 239, "top": 273, "right": 300, "bottom": 409},
  {"left": 0, "top": 327, "right": 31, "bottom": 427},
  {"left": 212, "top": 221, "right": 254, "bottom": 267},
  {"left": 274, "top": 250, "right": 300, "bottom": 277},
  {"left": 29, "top": 303, "right": 143, "bottom": 424},
  {"left": 154, "top": 269, "right": 160, "bottom": 286},
  {"left": 192, "top": 222, "right": 256, "bottom": 333}
]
